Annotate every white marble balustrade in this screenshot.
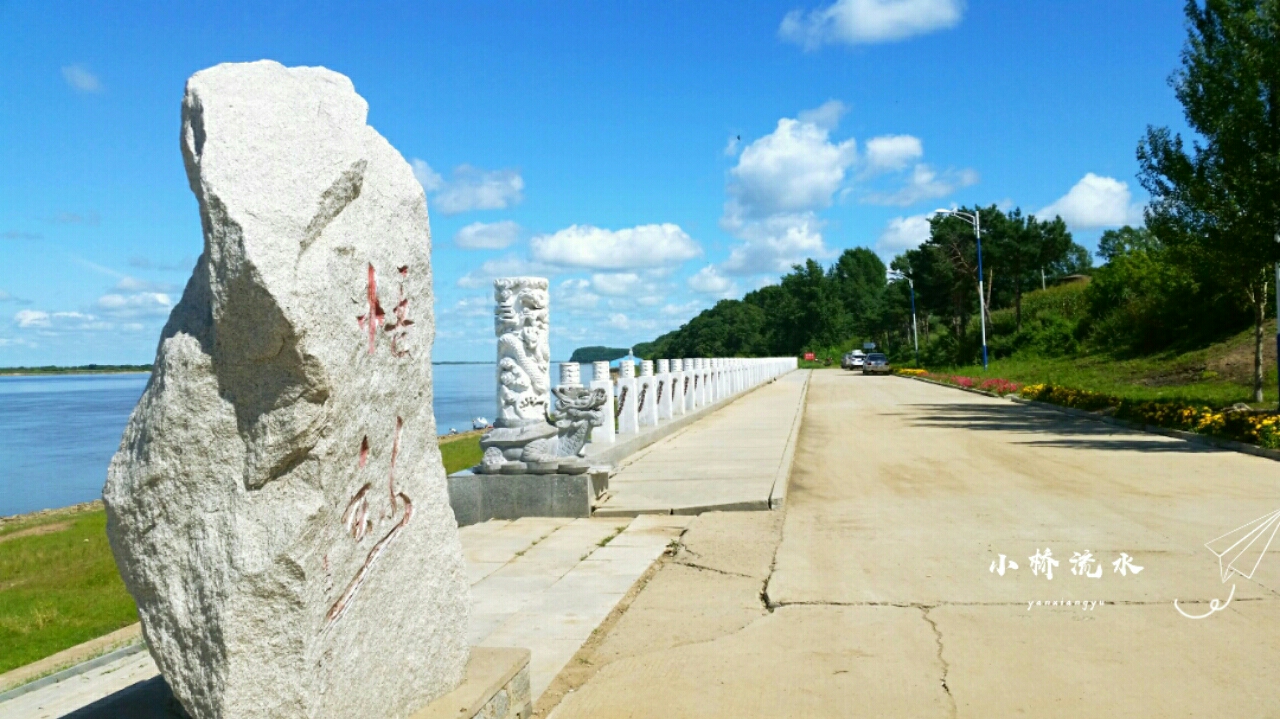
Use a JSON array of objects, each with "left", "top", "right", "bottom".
[{"left": 554, "top": 356, "right": 797, "bottom": 444}]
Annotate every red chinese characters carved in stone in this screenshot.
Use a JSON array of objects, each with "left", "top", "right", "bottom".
[
  {"left": 357, "top": 264, "right": 415, "bottom": 358},
  {"left": 327, "top": 418, "right": 413, "bottom": 626}
]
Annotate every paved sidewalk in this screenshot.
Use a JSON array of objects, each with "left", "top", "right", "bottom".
[
  {"left": 594, "top": 370, "right": 809, "bottom": 516},
  {"left": 0, "top": 515, "right": 688, "bottom": 718},
  {"left": 462, "top": 515, "right": 690, "bottom": 699}
]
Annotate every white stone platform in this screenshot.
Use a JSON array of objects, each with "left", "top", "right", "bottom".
[{"left": 0, "top": 515, "right": 689, "bottom": 718}]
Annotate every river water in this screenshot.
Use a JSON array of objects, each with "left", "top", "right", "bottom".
[{"left": 0, "top": 363, "right": 532, "bottom": 517}]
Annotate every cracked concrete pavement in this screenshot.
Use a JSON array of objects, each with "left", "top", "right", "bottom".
[{"left": 548, "top": 371, "right": 1280, "bottom": 718}]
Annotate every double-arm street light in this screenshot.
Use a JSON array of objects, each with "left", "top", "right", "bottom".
[
  {"left": 932, "top": 208, "right": 988, "bottom": 371},
  {"left": 889, "top": 270, "right": 919, "bottom": 366}
]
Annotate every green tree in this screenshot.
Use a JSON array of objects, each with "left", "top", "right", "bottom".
[
  {"left": 828, "top": 248, "right": 887, "bottom": 340},
  {"left": 659, "top": 299, "right": 768, "bottom": 357},
  {"left": 982, "top": 210, "right": 1075, "bottom": 332},
  {"left": 1087, "top": 225, "right": 1249, "bottom": 353},
  {"left": 781, "top": 259, "right": 849, "bottom": 350},
  {"left": 1137, "top": 0, "right": 1280, "bottom": 402}
]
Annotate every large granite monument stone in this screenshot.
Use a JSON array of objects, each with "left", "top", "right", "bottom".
[{"left": 103, "top": 61, "right": 470, "bottom": 719}]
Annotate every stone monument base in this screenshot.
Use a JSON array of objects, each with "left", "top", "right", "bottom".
[{"left": 449, "top": 468, "right": 610, "bottom": 527}]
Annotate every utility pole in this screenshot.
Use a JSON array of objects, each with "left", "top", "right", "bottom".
[{"left": 1041, "top": 268, "right": 1046, "bottom": 291}]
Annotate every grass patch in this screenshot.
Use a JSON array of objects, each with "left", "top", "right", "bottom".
[
  {"left": 0, "top": 510, "right": 137, "bottom": 674},
  {"left": 597, "top": 526, "right": 627, "bottom": 547},
  {"left": 439, "top": 433, "right": 483, "bottom": 474}
]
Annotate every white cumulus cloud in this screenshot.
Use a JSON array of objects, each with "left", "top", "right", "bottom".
[
  {"left": 15, "top": 309, "right": 50, "bottom": 328},
  {"left": 720, "top": 212, "right": 830, "bottom": 276},
  {"left": 864, "top": 134, "right": 924, "bottom": 174},
  {"left": 530, "top": 224, "right": 701, "bottom": 270},
  {"left": 728, "top": 116, "right": 857, "bottom": 217},
  {"left": 61, "top": 64, "right": 102, "bottom": 93},
  {"left": 411, "top": 159, "right": 444, "bottom": 192},
  {"left": 13, "top": 310, "right": 106, "bottom": 332},
  {"left": 456, "top": 255, "right": 559, "bottom": 289},
  {"left": 780, "top": 0, "right": 964, "bottom": 50},
  {"left": 796, "top": 99, "right": 849, "bottom": 131},
  {"left": 876, "top": 214, "right": 932, "bottom": 258},
  {"left": 662, "top": 300, "right": 705, "bottom": 318},
  {"left": 434, "top": 165, "right": 524, "bottom": 214},
  {"left": 1038, "top": 173, "right": 1145, "bottom": 229},
  {"left": 864, "top": 164, "right": 978, "bottom": 206},
  {"left": 590, "top": 273, "right": 647, "bottom": 297},
  {"left": 412, "top": 160, "right": 524, "bottom": 214},
  {"left": 556, "top": 279, "right": 600, "bottom": 312},
  {"left": 607, "top": 313, "right": 631, "bottom": 331},
  {"left": 687, "top": 265, "right": 738, "bottom": 297},
  {"left": 95, "top": 292, "right": 174, "bottom": 319},
  {"left": 455, "top": 220, "right": 521, "bottom": 250}
]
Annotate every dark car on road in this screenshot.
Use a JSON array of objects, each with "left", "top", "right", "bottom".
[{"left": 862, "top": 353, "right": 891, "bottom": 375}]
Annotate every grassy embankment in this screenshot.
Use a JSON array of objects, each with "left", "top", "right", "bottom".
[
  {"left": 933, "top": 281, "right": 1279, "bottom": 408},
  {"left": 0, "top": 432, "right": 484, "bottom": 675},
  {"left": 942, "top": 341, "right": 1278, "bottom": 407}
]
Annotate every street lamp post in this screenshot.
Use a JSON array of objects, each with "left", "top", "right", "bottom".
[
  {"left": 933, "top": 208, "right": 988, "bottom": 371},
  {"left": 891, "top": 271, "right": 920, "bottom": 366},
  {"left": 907, "top": 276, "right": 919, "bottom": 366}
]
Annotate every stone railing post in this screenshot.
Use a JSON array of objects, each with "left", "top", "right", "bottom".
[
  {"left": 637, "top": 360, "right": 658, "bottom": 428},
  {"left": 709, "top": 359, "right": 720, "bottom": 403},
  {"left": 669, "top": 359, "right": 685, "bottom": 417},
  {"left": 680, "top": 355, "right": 691, "bottom": 409},
  {"left": 690, "top": 359, "right": 702, "bottom": 407},
  {"left": 656, "top": 359, "right": 673, "bottom": 421},
  {"left": 705, "top": 359, "right": 714, "bottom": 404},
  {"left": 590, "top": 360, "right": 614, "bottom": 444},
  {"left": 558, "top": 361, "right": 581, "bottom": 387},
  {"left": 616, "top": 359, "right": 638, "bottom": 435}
]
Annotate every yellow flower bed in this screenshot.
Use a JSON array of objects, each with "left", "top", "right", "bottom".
[
  {"left": 1018, "top": 383, "right": 1114, "bottom": 411},
  {"left": 894, "top": 368, "right": 927, "bottom": 376},
  {"left": 1019, "top": 383, "right": 1280, "bottom": 449}
]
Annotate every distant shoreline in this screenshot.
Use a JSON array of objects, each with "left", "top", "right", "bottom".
[
  {"left": 0, "top": 367, "right": 152, "bottom": 377},
  {"left": 0, "top": 361, "right": 504, "bottom": 377}
]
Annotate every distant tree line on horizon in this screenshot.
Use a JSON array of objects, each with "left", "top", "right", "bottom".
[
  {"left": 568, "top": 346, "right": 632, "bottom": 363},
  {"left": 0, "top": 364, "right": 154, "bottom": 375}
]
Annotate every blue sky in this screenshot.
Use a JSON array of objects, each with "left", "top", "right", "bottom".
[{"left": 0, "top": 1, "right": 1193, "bottom": 364}]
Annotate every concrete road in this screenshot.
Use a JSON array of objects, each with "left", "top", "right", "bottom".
[{"left": 550, "top": 371, "right": 1280, "bottom": 718}]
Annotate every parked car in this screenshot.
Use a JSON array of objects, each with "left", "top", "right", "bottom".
[
  {"left": 841, "top": 350, "right": 866, "bottom": 370},
  {"left": 862, "top": 353, "right": 891, "bottom": 375}
]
